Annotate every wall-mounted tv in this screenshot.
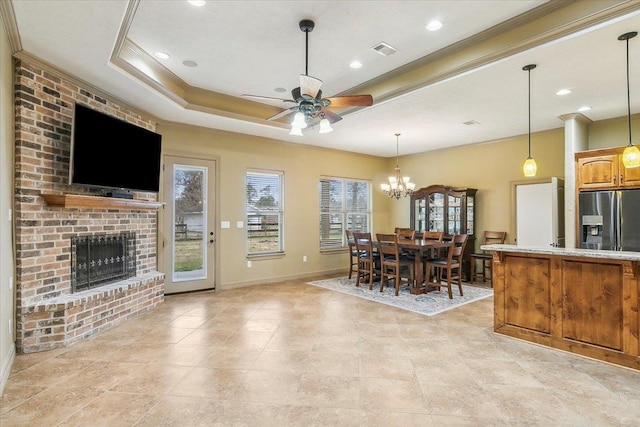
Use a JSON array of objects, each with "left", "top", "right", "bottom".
[{"left": 69, "top": 103, "right": 162, "bottom": 193}]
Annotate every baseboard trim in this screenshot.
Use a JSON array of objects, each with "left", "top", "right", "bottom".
[
  {"left": 0, "top": 343, "right": 16, "bottom": 397},
  {"left": 219, "top": 269, "right": 347, "bottom": 290}
]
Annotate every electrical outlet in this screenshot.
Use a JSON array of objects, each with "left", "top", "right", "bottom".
[
  {"left": 247, "top": 260, "right": 252, "bottom": 268},
  {"left": 303, "top": 256, "right": 307, "bottom": 262}
]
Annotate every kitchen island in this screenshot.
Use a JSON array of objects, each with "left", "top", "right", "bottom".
[{"left": 482, "top": 244, "right": 640, "bottom": 371}]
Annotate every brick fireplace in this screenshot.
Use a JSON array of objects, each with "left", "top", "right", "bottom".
[{"left": 13, "top": 59, "right": 164, "bottom": 354}]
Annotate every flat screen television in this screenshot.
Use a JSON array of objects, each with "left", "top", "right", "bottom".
[{"left": 69, "top": 103, "right": 162, "bottom": 193}]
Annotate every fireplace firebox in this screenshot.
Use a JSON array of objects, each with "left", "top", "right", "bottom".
[{"left": 71, "top": 232, "right": 137, "bottom": 292}]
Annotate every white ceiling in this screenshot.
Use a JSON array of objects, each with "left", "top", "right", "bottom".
[{"left": 8, "top": 0, "right": 640, "bottom": 157}]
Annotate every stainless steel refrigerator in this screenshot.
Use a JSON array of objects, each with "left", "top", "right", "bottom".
[{"left": 579, "top": 190, "right": 640, "bottom": 251}]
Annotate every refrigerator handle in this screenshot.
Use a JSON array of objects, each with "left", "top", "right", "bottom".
[{"left": 615, "top": 191, "right": 622, "bottom": 251}]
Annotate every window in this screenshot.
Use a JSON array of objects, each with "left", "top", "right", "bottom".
[
  {"left": 319, "top": 177, "right": 371, "bottom": 250},
  {"left": 246, "top": 170, "right": 284, "bottom": 255}
]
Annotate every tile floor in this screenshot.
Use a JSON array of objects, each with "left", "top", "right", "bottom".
[{"left": 1, "top": 276, "right": 640, "bottom": 426}]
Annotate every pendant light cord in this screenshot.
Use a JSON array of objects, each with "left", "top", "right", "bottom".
[
  {"left": 626, "top": 36, "right": 632, "bottom": 145},
  {"left": 528, "top": 67, "right": 532, "bottom": 157},
  {"left": 395, "top": 133, "right": 400, "bottom": 168}
]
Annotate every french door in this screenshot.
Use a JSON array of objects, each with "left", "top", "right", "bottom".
[{"left": 162, "top": 155, "right": 217, "bottom": 294}]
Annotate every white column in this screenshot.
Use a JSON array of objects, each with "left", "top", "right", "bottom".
[{"left": 559, "top": 113, "right": 591, "bottom": 248}]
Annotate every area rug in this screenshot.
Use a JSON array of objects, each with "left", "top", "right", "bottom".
[{"left": 306, "top": 277, "right": 492, "bottom": 316}]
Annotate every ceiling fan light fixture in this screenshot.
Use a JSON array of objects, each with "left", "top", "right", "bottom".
[
  {"left": 289, "top": 126, "right": 303, "bottom": 136},
  {"left": 292, "top": 112, "right": 307, "bottom": 129},
  {"left": 319, "top": 118, "right": 333, "bottom": 133},
  {"left": 619, "top": 31, "right": 639, "bottom": 168}
]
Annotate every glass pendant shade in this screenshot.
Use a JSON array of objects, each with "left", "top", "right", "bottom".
[
  {"left": 522, "top": 157, "right": 537, "bottom": 177},
  {"left": 289, "top": 126, "right": 303, "bottom": 136},
  {"left": 622, "top": 144, "right": 640, "bottom": 168},
  {"left": 318, "top": 118, "right": 333, "bottom": 133}
]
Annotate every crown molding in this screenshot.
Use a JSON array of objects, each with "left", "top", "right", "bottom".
[{"left": 0, "top": 0, "right": 22, "bottom": 53}]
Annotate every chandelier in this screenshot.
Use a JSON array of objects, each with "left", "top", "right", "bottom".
[{"left": 381, "top": 133, "right": 415, "bottom": 199}]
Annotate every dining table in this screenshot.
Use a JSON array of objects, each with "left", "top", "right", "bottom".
[
  {"left": 398, "top": 239, "right": 452, "bottom": 294},
  {"left": 372, "top": 238, "right": 453, "bottom": 294}
]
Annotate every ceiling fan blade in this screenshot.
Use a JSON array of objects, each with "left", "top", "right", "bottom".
[
  {"left": 321, "top": 108, "right": 343, "bottom": 124},
  {"left": 266, "top": 107, "right": 298, "bottom": 121},
  {"left": 291, "top": 87, "right": 301, "bottom": 101},
  {"left": 300, "top": 75, "right": 322, "bottom": 98},
  {"left": 326, "top": 95, "right": 373, "bottom": 107},
  {"left": 242, "top": 94, "right": 295, "bottom": 103}
]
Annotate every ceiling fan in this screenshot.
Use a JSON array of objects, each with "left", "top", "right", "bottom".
[{"left": 242, "top": 19, "right": 374, "bottom": 132}]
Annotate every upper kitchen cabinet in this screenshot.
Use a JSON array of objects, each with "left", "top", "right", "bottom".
[{"left": 576, "top": 147, "right": 640, "bottom": 190}]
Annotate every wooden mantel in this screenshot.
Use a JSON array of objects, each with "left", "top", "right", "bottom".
[
  {"left": 42, "top": 193, "right": 164, "bottom": 211},
  {"left": 483, "top": 244, "right": 640, "bottom": 371}
]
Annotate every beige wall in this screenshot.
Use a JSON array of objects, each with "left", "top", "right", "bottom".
[
  {"left": 587, "top": 114, "right": 640, "bottom": 150},
  {"left": 158, "top": 122, "right": 567, "bottom": 287},
  {"left": 157, "top": 123, "right": 389, "bottom": 289},
  {"left": 0, "top": 16, "right": 15, "bottom": 393},
  {"left": 388, "top": 128, "right": 566, "bottom": 251}
]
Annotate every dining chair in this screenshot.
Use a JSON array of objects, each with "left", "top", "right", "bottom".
[
  {"left": 419, "top": 230, "right": 444, "bottom": 283},
  {"left": 470, "top": 231, "right": 506, "bottom": 285},
  {"left": 353, "top": 231, "right": 380, "bottom": 290},
  {"left": 345, "top": 229, "right": 358, "bottom": 279},
  {"left": 426, "top": 233, "right": 469, "bottom": 298},
  {"left": 376, "top": 233, "right": 414, "bottom": 296}
]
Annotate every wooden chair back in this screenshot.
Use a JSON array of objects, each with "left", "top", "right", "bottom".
[
  {"left": 483, "top": 230, "right": 507, "bottom": 246},
  {"left": 353, "top": 232, "right": 378, "bottom": 289},
  {"left": 376, "top": 233, "right": 412, "bottom": 296},
  {"left": 345, "top": 229, "right": 358, "bottom": 279},
  {"left": 394, "top": 228, "right": 415, "bottom": 240},
  {"left": 421, "top": 231, "right": 444, "bottom": 242}
]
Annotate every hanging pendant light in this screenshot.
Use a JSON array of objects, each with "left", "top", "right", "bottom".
[
  {"left": 522, "top": 64, "right": 537, "bottom": 177},
  {"left": 381, "top": 133, "right": 415, "bottom": 199},
  {"left": 619, "top": 31, "right": 640, "bottom": 168}
]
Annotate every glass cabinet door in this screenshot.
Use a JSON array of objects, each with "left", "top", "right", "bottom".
[
  {"left": 466, "top": 195, "right": 474, "bottom": 235},
  {"left": 447, "top": 194, "right": 461, "bottom": 235},
  {"left": 428, "top": 193, "right": 445, "bottom": 232},
  {"left": 413, "top": 198, "right": 426, "bottom": 231}
]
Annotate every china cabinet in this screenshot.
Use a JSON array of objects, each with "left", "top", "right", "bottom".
[{"left": 410, "top": 185, "right": 477, "bottom": 280}]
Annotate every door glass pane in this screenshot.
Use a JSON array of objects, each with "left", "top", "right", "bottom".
[{"left": 173, "top": 165, "right": 206, "bottom": 282}]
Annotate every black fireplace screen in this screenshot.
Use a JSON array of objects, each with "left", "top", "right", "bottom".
[{"left": 71, "top": 232, "right": 136, "bottom": 292}]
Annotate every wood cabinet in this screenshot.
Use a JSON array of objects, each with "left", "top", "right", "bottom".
[
  {"left": 576, "top": 147, "right": 640, "bottom": 190},
  {"left": 489, "top": 245, "right": 640, "bottom": 371},
  {"left": 410, "top": 185, "right": 477, "bottom": 279}
]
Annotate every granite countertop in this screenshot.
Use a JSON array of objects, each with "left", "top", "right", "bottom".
[{"left": 480, "top": 244, "right": 640, "bottom": 261}]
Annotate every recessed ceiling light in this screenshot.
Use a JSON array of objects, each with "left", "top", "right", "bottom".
[
  {"left": 188, "top": 0, "right": 206, "bottom": 6},
  {"left": 556, "top": 88, "right": 572, "bottom": 96},
  {"left": 578, "top": 105, "right": 592, "bottom": 112},
  {"left": 350, "top": 60, "right": 362, "bottom": 69},
  {"left": 182, "top": 60, "right": 198, "bottom": 67},
  {"left": 154, "top": 51, "right": 169, "bottom": 60},
  {"left": 426, "top": 20, "right": 443, "bottom": 31},
  {"left": 274, "top": 87, "right": 287, "bottom": 93}
]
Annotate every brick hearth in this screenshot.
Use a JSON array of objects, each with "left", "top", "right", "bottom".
[{"left": 13, "top": 59, "right": 164, "bottom": 353}]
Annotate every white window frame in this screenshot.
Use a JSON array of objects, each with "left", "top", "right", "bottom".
[
  {"left": 319, "top": 177, "right": 371, "bottom": 250},
  {"left": 246, "top": 170, "right": 284, "bottom": 256}
]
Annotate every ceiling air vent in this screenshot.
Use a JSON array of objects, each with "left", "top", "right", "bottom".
[{"left": 371, "top": 42, "right": 398, "bottom": 56}]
